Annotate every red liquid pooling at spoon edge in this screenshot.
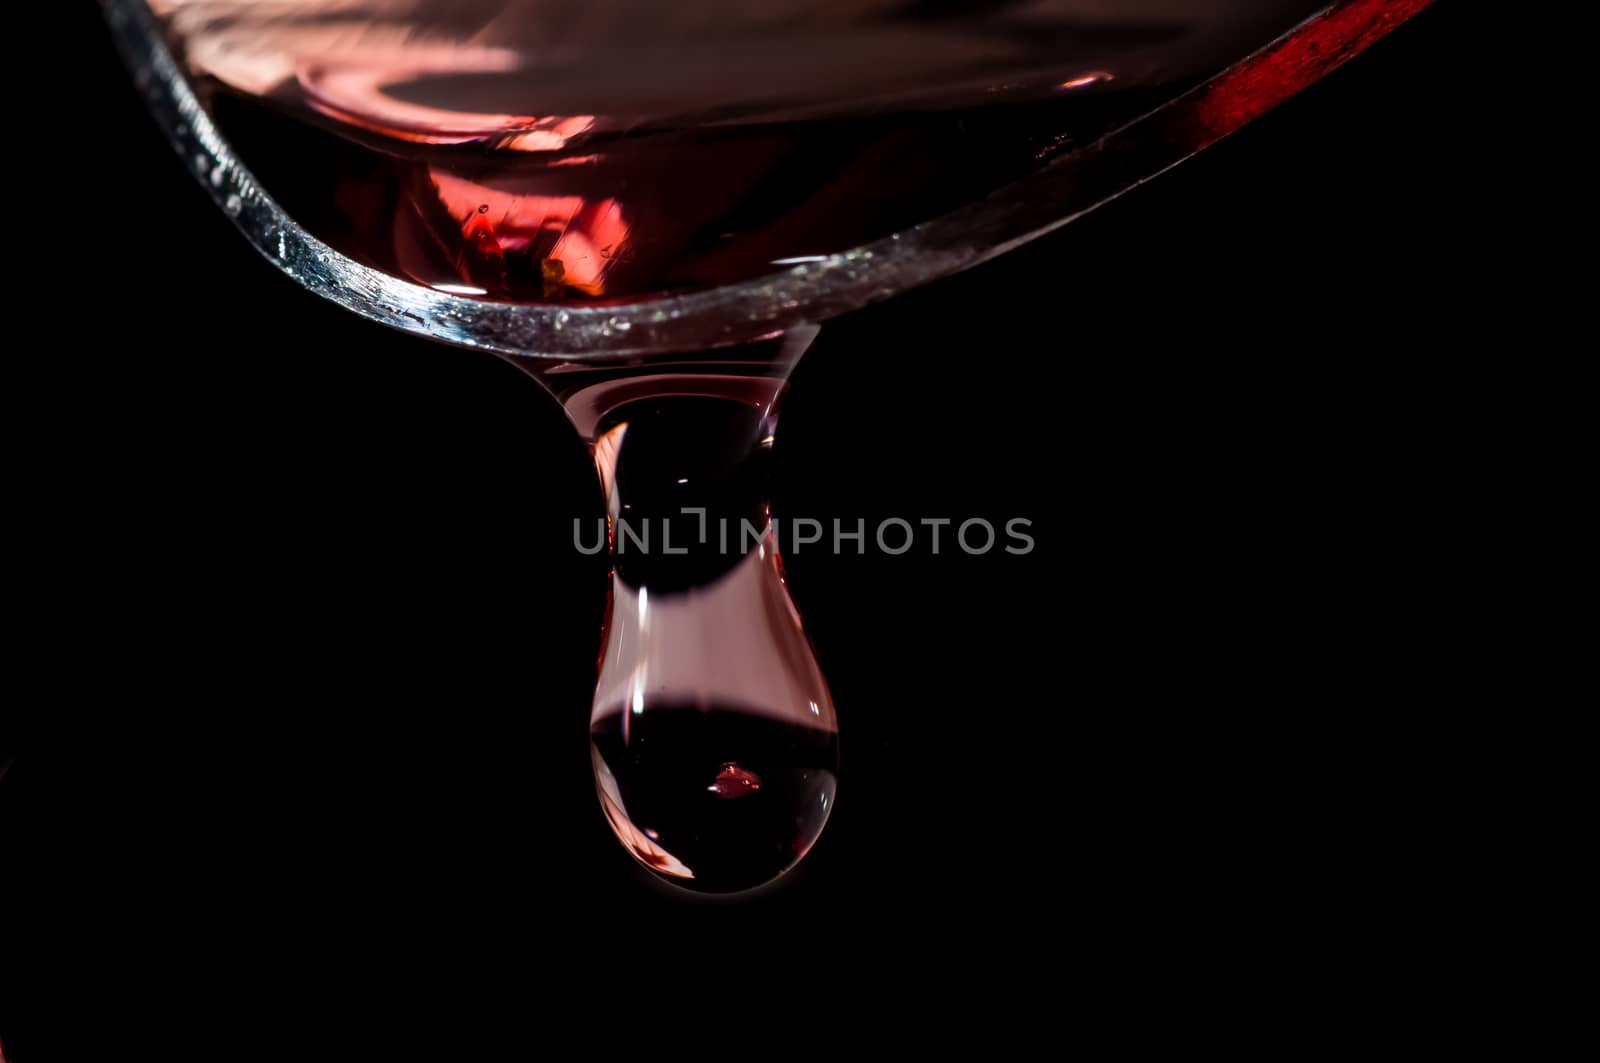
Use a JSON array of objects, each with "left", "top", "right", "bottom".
[{"left": 155, "top": 0, "right": 1335, "bottom": 304}]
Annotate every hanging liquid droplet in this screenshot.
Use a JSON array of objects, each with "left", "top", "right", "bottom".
[{"left": 553, "top": 345, "right": 838, "bottom": 893}]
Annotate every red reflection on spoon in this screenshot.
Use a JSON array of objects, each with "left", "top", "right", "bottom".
[{"left": 401, "top": 170, "right": 632, "bottom": 298}]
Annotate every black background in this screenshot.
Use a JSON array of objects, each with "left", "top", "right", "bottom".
[{"left": 5, "top": 2, "right": 1484, "bottom": 1048}]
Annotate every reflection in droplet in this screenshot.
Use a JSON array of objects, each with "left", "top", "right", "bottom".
[
  {"left": 592, "top": 746, "right": 695, "bottom": 881},
  {"left": 1059, "top": 71, "right": 1114, "bottom": 90}
]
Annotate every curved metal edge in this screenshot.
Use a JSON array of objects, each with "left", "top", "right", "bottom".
[{"left": 100, "top": 0, "right": 1430, "bottom": 361}]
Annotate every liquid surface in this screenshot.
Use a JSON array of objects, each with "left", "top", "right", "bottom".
[
  {"left": 591, "top": 704, "right": 838, "bottom": 892},
  {"left": 153, "top": 0, "right": 1326, "bottom": 302}
]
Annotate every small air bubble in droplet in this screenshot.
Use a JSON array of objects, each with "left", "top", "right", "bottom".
[
  {"left": 477, "top": 204, "right": 489, "bottom": 214},
  {"left": 554, "top": 310, "right": 570, "bottom": 331},
  {"left": 608, "top": 316, "right": 631, "bottom": 332},
  {"left": 210, "top": 163, "right": 226, "bottom": 187},
  {"left": 707, "top": 763, "right": 762, "bottom": 799},
  {"left": 224, "top": 193, "right": 242, "bottom": 216}
]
